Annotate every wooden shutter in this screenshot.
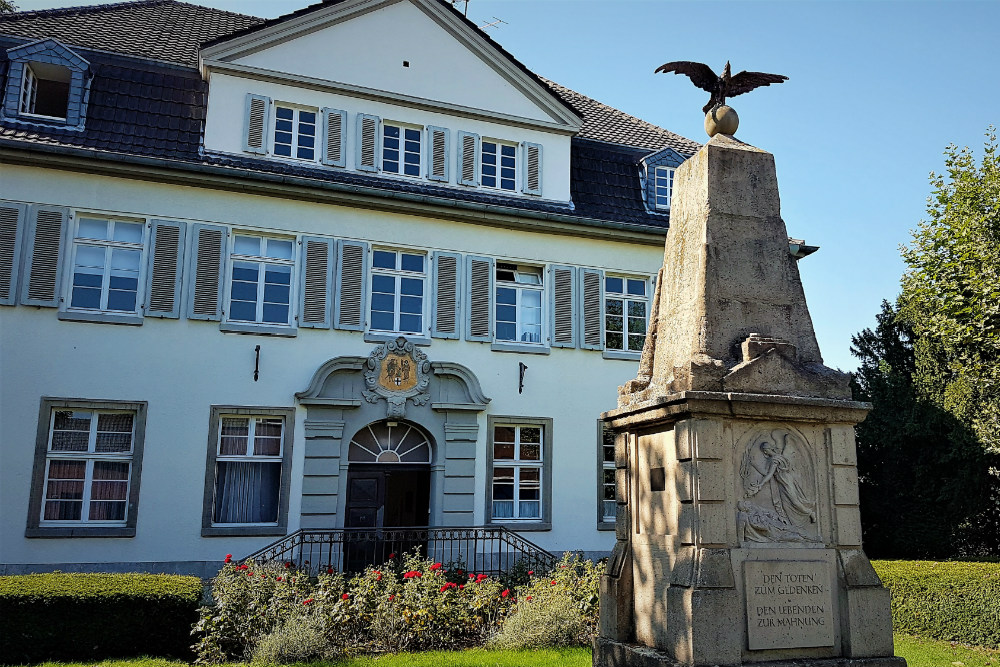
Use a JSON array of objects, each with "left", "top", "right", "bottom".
[
  {"left": 356, "top": 113, "right": 379, "bottom": 172},
  {"left": 465, "top": 255, "right": 493, "bottom": 341},
  {"left": 549, "top": 264, "right": 576, "bottom": 347},
  {"left": 186, "top": 223, "right": 227, "bottom": 321},
  {"left": 0, "top": 201, "right": 27, "bottom": 306},
  {"left": 335, "top": 239, "right": 367, "bottom": 330},
  {"left": 522, "top": 142, "right": 542, "bottom": 196},
  {"left": 20, "top": 205, "right": 68, "bottom": 307},
  {"left": 300, "top": 236, "right": 334, "bottom": 329},
  {"left": 144, "top": 219, "right": 186, "bottom": 318},
  {"left": 321, "top": 108, "right": 347, "bottom": 167},
  {"left": 427, "top": 126, "right": 450, "bottom": 182},
  {"left": 579, "top": 267, "right": 604, "bottom": 350},
  {"left": 457, "top": 131, "right": 479, "bottom": 186},
  {"left": 243, "top": 93, "right": 270, "bottom": 155},
  {"left": 432, "top": 251, "right": 462, "bottom": 339}
]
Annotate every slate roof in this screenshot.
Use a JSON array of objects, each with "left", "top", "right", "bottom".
[{"left": 0, "top": 0, "right": 698, "bottom": 231}]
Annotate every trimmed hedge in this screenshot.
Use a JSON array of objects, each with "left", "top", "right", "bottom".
[
  {"left": 873, "top": 560, "right": 1000, "bottom": 649},
  {"left": 0, "top": 572, "right": 203, "bottom": 664}
]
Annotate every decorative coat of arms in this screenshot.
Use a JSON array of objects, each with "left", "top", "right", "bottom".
[{"left": 362, "top": 337, "right": 431, "bottom": 418}]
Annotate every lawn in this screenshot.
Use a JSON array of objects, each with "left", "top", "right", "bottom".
[{"left": 13, "top": 636, "right": 1000, "bottom": 667}]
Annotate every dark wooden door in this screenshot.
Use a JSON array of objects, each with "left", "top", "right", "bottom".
[{"left": 344, "top": 465, "right": 430, "bottom": 571}]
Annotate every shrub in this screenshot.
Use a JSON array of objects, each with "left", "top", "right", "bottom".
[
  {"left": 0, "top": 572, "right": 203, "bottom": 664},
  {"left": 488, "top": 593, "right": 585, "bottom": 650},
  {"left": 873, "top": 559, "right": 1000, "bottom": 648},
  {"left": 250, "top": 612, "right": 337, "bottom": 664}
]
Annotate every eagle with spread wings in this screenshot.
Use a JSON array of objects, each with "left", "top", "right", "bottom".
[{"left": 654, "top": 61, "right": 787, "bottom": 113}]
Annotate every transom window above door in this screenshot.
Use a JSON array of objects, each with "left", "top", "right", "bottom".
[
  {"left": 370, "top": 249, "right": 426, "bottom": 334},
  {"left": 229, "top": 234, "right": 295, "bottom": 326},
  {"left": 273, "top": 105, "right": 317, "bottom": 160},
  {"left": 69, "top": 216, "right": 145, "bottom": 314},
  {"left": 382, "top": 123, "right": 421, "bottom": 177},
  {"left": 349, "top": 421, "right": 431, "bottom": 464}
]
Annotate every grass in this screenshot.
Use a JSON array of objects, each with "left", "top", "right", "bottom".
[{"left": 13, "top": 637, "right": 1000, "bottom": 667}]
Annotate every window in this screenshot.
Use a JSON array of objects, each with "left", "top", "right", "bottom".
[
  {"left": 653, "top": 166, "right": 674, "bottom": 210},
  {"left": 482, "top": 140, "right": 517, "bottom": 191},
  {"left": 382, "top": 123, "right": 421, "bottom": 177},
  {"left": 203, "top": 406, "right": 294, "bottom": 536},
  {"left": 273, "top": 105, "right": 317, "bottom": 160},
  {"left": 68, "top": 216, "right": 145, "bottom": 314},
  {"left": 492, "top": 424, "right": 542, "bottom": 520},
  {"left": 20, "top": 62, "right": 71, "bottom": 119},
  {"left": 605, "top": 276, "right": 648, "bottom": 353},
  {"left": 370, "top": 249, "right": 426, "bottom": 334},
  {"left": 495, "top": 263, "right": 542, "bottom": 344},
  {"left": 599, "top": 422, "right": 616, "bottom": 528},
  {"left": 228, "top": 234, "right": 295, "bottom": 326},
  {"left": 4, "top": 40, "right": 90, "bottom": 129},
  {"left": 27, "top": 398, "right": 146, "bottom": 538}
]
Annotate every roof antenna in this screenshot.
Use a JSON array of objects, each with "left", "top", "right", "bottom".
[
  {"left": 478, "top": 16, "right": 507, "bottom": 31},
  {"left": 450, "top": 0, "right": 469, "bottom": 16}
]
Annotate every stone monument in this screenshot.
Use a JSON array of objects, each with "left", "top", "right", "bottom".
[{"left": 593, "top": 132, "right": 904, "bottom": 666}]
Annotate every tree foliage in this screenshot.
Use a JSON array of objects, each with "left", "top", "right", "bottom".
[{"left": 0, "top": 1, "right": 18, "bottom": 14}]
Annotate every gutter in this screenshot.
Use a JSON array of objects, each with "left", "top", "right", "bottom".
[{"left": 0, "top": 139, "right": 669, "bottom": 246}]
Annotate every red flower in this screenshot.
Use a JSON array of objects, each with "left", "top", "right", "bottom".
[
  {"left": 501, "top": 589, "right": 510, "bottom": 598},
  {"left": 284, "top": 562, "right": 291, "bottom": 569},
  {"left": 276, "top": 576, "right": 282, "bottom": 582},
  {"left": 527, "top": 570, "right": 534, "bottom": 575},
  {"left": 475, "top": 574, "right": 488, "bottom": 583},
  {"left": 560, "top": 565, "right": 567, "bottom": 569},
  {"left": 342, "top": 593, "right": 350, "bottom": 600},
  {"left": 457, "top": 569, "right": 464, "bottom": 575},
  {"left": 469, "top": 574, "right": 475, "bottom": 580},
  {"left": 302, "top": 598, "right": 313, "bottom": 605},
  {"left": 459, "top": 584, "right": 464, "bottom": 590},
  {"left": 224, "top": 554, "right": 232, "bottom": 563},
  {"left": 291, "top": 578, "right": 296, "bottom": 583},
  {"left": 388, "top": 595, "right": 395, "bottom": 601},
  {"left": 430, "top": 563, "right": 442, "bottom": 571},
  {"left": 526, "top": 595, "right": 533, "bottom": 601},
  {"left": 551, "top": 580, "right": 557, "bottom": 585},
  {"left": 403, "top": 570, "right": 423, "bottom": 579},
  {"left": 388, "top": 553, "right": 396, "bottom": 559},
  {"left": 246, "top": 572, "right": 253, "bottom": 577},
  {"left": 327, "top": 567, "right": 334, "bottom": 574},
  {"left": 238, "top": 564, "right": 248, "bottom": 570}
]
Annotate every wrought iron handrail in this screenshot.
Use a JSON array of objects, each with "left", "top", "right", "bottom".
[{"left": 244, "top": 526, "right": 558, "bottom": 576}]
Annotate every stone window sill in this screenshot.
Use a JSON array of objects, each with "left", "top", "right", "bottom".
[
  {"left": 26, "top": 526, "right": 136, "bottom": 538},
  {"left": 202, "top": 525, "right": 288, "bottom": 537},
  {"left": 490, "top": 341, "right": 551, "bottom": 356},
  {"left": 364, "top": 332, "right": 432, "bottom": 346},
  {"left": 488, "top": 521, "right": 551, "bottom": 532},
  {"left": 603, "top": 349, "right": 641, "bottom": 361},
  {"left": 58, "top": 310, "right": 143, "bottom": 326},
  {"left": 220, "top": 322, "right": 298, "bottom": 337}
]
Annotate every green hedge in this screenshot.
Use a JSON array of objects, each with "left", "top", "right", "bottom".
[
  {"left": 0, "top": 572, "right": 203, "bottom": 664},
  {"left": 873, "top": 560, "right": 1000, "bottom": 648}
]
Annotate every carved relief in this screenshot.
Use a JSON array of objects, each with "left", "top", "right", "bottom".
[
  {"left": 738, "top": 429, "right": 820, "bottom": 544},
  {"left": 362, "top": 337, "right": 431, "bottom": 419}
]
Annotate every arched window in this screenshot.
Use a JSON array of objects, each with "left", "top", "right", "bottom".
[{"left": 348, "top": 421, "right": 431, "bottom": 464}]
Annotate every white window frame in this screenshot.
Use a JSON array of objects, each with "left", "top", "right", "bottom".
[
  {"left": 368, "top": 247, "right": 428, "bottom": 335},
  {"left": 604, "top": 275, "right": 649, "bottom": 354},
  {"left": 271, "top": 102, "right": 319, "bottom": 162},
  {"left": 39, "top": 407, "right": 136, "bottom": 527},
  {"left": 490, "top": 423, "right": 544, "bottom": 522},
  {"left": 481, "top": 138, "right": 518, "bottom": 192},
  {"left": 381, "top": 121, "right": 423, "bottom": 178},
  {"left": 64, "top": 213, "right": 148, "bottom": 317},
  {"left": 495, "top": 263, "right": 544, "bottom": 345},
  {"left": 599, "top": 422, "right": 616, "bottom": 527},
  {"left": 225, "top": 233, "right": 297, "bottom": 328},
  {"left": 19, "top": 62, "right": 73, "bottom": 121},
  {"left": 211, "top": 414, "right": 285, "bottom": 527},
  {"left": 654, "top": 166, "right": 674, "bottom": 211}
]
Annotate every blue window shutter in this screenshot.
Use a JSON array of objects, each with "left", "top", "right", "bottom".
[
  {"left": 0, "top": 201, "right": 28, "bottom": 306},
  {"left": 465, "top": 255, "right": 493, "bottom": 342},
  {"left": 432, "top": 251, "right": 462, "bottom": 339},
  {"left": 356, "top": 113, "right": 380, "bottom": 172},
  {"left": 320, "top": 108, "right": 347, "bottom": 168},
  {"left": 243, "top": 93, "right": 270, "bottom": 155},
  {"left": 522, "top": 142, "right": 542, "bottom": 196},
  {"left": 186, "top": 223, "right": 227, "bottom": 321},
  {"left": 426, "top": 126, "right": 450, "bottom": 182},
  {"left": 20, "top": 204, "right": 68, "bottom": 308},
  {"left": 549, "top": 264, "right": 576, "bottom": 348},
  {"left": 579, "top": 267, "right": 604, "bottom": 350},
  {"left": 457, "top": 131, "right": 480, "bottom": 187},
  {"left": 144, "top": 219, "right": 186, "bottom": 318},
  {"left": 334, "top": 239, "right": 368, "bottom": 330},
  {"left": 300, "top": 236, "right": 335, "bottom": 329}
]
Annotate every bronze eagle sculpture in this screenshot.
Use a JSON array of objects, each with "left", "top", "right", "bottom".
[{"left": 655, "top": 61, "right": 788, "bottom": 113}]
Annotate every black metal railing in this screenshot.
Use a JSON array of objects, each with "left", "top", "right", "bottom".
[{"left": 245, "top": 526, "right": 557, "bottom": 576}]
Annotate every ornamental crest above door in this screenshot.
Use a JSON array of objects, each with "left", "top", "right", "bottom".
[{"left": 362, "top": 337, "right": 431, "bottom": 418}]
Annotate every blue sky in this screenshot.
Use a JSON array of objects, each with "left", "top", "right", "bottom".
[{"left": 12, "top": 0, "right": 996, "bottom": 371}]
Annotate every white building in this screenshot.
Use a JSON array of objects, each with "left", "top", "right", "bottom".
[{"left": 0, "top": 0, "right": 708, "bottom": 576}]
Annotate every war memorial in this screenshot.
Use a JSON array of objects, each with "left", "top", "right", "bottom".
[{"left": 593, "top": 63, "right": 905, "bottom": 667}]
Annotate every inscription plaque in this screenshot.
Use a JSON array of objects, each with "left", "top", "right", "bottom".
[{"left": 745, "top": 560, "right": 834, "bottom": 650}]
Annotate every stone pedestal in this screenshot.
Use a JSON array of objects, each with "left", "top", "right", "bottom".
[{"left": 596, "top": 135, "right": 903, "bottom": 667}]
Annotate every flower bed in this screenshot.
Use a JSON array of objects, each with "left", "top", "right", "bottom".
[{"left": 193, "top": 552, "right": 601, "bottom": 663}]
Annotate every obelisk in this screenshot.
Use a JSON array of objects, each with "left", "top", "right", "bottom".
[{"left": 594, "top": 132, "right": 904, "bottom": 666}]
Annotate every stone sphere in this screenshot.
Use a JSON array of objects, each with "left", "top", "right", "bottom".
[{"left": 704, "top": 105, "right": 739, "bottom": 137}]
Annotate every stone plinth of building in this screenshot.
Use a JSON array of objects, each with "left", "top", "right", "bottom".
[{"left": 596, "top": 136, "right": 904, "bottom": 667}]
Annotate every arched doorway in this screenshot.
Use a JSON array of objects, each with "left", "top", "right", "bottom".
[{"left": 345, "top": 420, "right": 431, "bottom": 528}]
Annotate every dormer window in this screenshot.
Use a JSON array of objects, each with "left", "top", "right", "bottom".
[
  {"left": 641, "top": 145, "right": 686, "bottom": 214},
  {"left": 653, "top": 166, "right": 674, "bottom": 211},
  {"left": 3, "top": 38, "right": 90, "bottom": 130}
]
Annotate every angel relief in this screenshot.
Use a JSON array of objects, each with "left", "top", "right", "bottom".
[{"left": 738, "top": 430, "right": 821, "bottom": 544}]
